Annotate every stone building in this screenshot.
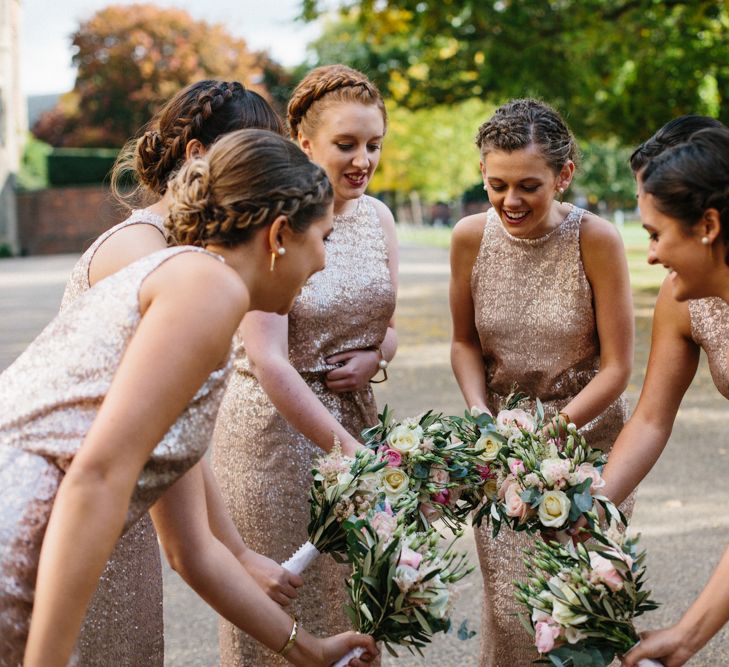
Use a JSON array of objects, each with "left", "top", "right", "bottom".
[{"left": 0, "top": 0, "right": 25, "bottom": 255}]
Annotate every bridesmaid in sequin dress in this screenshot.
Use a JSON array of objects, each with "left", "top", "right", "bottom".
[
  {"left": 449, "top": 99, "right": 634, "bottom": 666},
  {"left": 0, "top": 130, "right": 378, "bottom": 667},
  {"left": 212, "top": 64, "right": 398, "bottom": 667},
  {"left": 61, "top": 80, "right": 302, "bottom": 666},
  {"left": 592, "top": 124, "right": 729, "bottom": 667}
]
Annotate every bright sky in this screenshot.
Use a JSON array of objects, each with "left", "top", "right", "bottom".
[{"left": 20, "top": 0, "right": 323, "bottom": 96}]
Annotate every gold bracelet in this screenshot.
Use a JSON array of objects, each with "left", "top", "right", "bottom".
[{"left": 277, "top": 615, "right": 298, "bottom": 657}]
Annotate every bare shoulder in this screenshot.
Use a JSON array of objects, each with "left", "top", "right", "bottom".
[
  {"left": 654, "top": 275, "right": 692, "bottom": 338},
  {"left": 368, "top": 195, "right": 396, "bottom": 232},
  {"left": 578, "top": 210, "right": 624, "bottom": 250},
  {"left": 452, "top": 212, "right": 488, "bottom": 255}
]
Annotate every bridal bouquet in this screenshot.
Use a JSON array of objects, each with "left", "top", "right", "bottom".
[
  {"left": 360, "top": 406, "right": 486, "bottom": 531},
  {"left": 452, "top": 400, "right": 619, "bottom": 537},
  {"left": 514, "top": 526, "right": 661, "bottom": 667},
  {"left": 282, "top": 443, "right": 387, "bottom": 574},
  {"left": 332, "top": 509, "right": 473, "bottom": 666}
]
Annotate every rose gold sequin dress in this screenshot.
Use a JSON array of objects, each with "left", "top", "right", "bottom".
[
  {"left": 470, "top": 205, "right": 629, "bottom": 666},
  {"left": 0, "top": 247, "right": 229, "bottom": 667},
  {"left": 211, "top": 196, "right": 395, "bottom": 667},
  {"left": 60, "top": 210, "right": 168, "bottom": 666},
  {"left": 689, "top": 297, "right": 729, "bottom": 399}
]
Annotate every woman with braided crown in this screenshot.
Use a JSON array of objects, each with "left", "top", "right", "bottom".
[
  {"left": 449, "top": 99, "right": 634, "bottom": 665},
  {"left": 211, "top": 64, "right": 398, "bottom": 666},
  {"left": 0, "top": 128, "right": 379, "bottom": 667},
  {"left": 60, "top": 80, "right": 303, "bottom": 666}
]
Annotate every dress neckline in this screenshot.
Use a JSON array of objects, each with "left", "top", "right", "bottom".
[
  {"left": 491, "top": 203, "right": 579, "bottom": 246},
  {"left": 334, "top": 196, "right": 366, "bottom": 222}
]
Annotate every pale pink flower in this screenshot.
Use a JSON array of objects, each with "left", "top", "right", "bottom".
[
  {"left": 419, "top": 502, "right": 443, "bottom": 523},
  {"left": 540, "top": 458, "right": 572, "bottom": 486},
  {"left": 504, "top": 483, "right": 530, "bottom": 522},
  {"left": 398, "top": 545, "right": 423, "bottom": 570},
  {"left": 534, "top": 621, "right": 561, "bottom": 653},
  {"left": 508, "top": 458, "right": 526, "bottom": 476},
  {"left": 498, "top": 474, "right": 518, "bottom": 501},
  {"left": 429, "top": 466, "right": 450, "bottom": 486},
  {"left": 382, "top": 448, "right": 402, "bottom": 468},
  {"left": 497, "top": 408, "right": 536, "bottom": 433},
  {"left": 575, "top": 463, "right": 606, "bottom": 492},
  {"left": 589, "top": 552, "right": 625, "bottom": 592}
]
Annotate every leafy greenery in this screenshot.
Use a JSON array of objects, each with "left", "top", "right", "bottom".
[
  {"left": 300, "top": 0, "right": 727, "bottom": 144},
  {"left": 17, "top": 134, "right": 52, "bottom": 191}
]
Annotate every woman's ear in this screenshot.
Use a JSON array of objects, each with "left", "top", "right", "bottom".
[
  {"left": 185, "top": 139, "right": 206, "bottom": 161},
  {"left": 557, "top": 160, "right": 576, "bottom": 192},
  {"left": 298, "top": 132, "right": 313, "bottom": 159},
  {"left": 700, "top": 208, "right": 723, "bottom": 244},
  {"left": 267, "top": 215, "right": 289, "bottom": 253}
]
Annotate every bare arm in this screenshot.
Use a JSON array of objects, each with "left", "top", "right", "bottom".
[
  {"left": 326, "top": 197, "right": 399, "bottom": 391},
  {"left": 601, "top": 278, "right": 699, "bottom": 505},
  {"left": 24, "top": 254, "right": 247, "bottom": 667},
  {"left": 88, "top": 221, "right": 167, "bottom": 286},
  {"left": 450, "top": 215, "right": 490, "bottom": 412},
  {"left": 558, "top": 214, "right": 634, "bottom": 428},
  {"left": 622, "top": 544, "right": 729, "bottom": 667},
  {"left": 241, "top": 313, "right": 362, "bottom": 455}
]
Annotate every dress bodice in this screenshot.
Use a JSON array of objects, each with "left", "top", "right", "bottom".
[
  {"left": 61, "top": 209, "right": 167, "bottom": 310},
  {"left": 471, "top": 204, "right": 599, "bottom": 405},
  {"left": 689, "top": 296, "right": 729, "bottom": 399},
  {"left": 0, "top": 246, "right": 229, "bottom": 529}
]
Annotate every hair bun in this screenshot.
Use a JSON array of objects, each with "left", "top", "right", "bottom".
[{"left": 166, "top": 158, "right": 214, "bottom": 245}]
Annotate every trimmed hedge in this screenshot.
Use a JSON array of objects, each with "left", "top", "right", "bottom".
[{"left": 47, "top": 148, "right": 119, "bottom": 186}]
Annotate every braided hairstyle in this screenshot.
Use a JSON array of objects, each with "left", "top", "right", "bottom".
[
  {"left": 166, "top": 129, "right": 333, "bottom": 248},
  {"left": 287, "top": 64, "right": 386, "bottom": 140},
  {"left": 629, "top": 115, "right": 725, "bottom": 174},
  {"left": 475, "top": 98, "right": 578, "bottom": 174},
  {"left": 111, "top": 80, "right": 285, "bottom": 203},
  {"left": 642, "top": 126, "right": 729, "bottom": 264}
]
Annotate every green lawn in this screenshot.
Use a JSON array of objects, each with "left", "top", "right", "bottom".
[{"left": 395, "top": 220, "right": 665, "bottom": 293}]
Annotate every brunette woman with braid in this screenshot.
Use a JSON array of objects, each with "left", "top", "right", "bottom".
[
  {"left": 211, "top": 64, "right": 398, "bottom": 666},
  {"left": 59, "top": 80, "right": 301, "bottom": 666},
  {"left": 449, "top": 99, "right": 633, "bottom": 665},
  {"left": 0, "top": 129, "right": 378, "bottom": 667}
]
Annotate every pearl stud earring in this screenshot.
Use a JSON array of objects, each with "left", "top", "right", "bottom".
[
  {"left": 701, "top": 236, "right": 711, "bottom": 245},
  {"left": 270, "top": 247, "right": 286, "bottom": 272}
]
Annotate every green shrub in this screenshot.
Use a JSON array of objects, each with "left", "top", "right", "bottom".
[
  {"left": 17, "top": 134, "right": 52, "bottom": 190},
  {"left": 47, "top": 148, "right": 119, "bottom": 186}
]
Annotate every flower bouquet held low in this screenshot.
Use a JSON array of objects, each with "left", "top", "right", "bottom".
[
  {"left": 452, "top": 398, "right": 622, "bottom": 537},
  {"left": 360, "top": 406, "right": 487, "bottom": 531},
  {"left": 282, "top": 443, "right": 387, "bottom": 575},
  {"left": 514, "top": 525, "right": 661, "bottom": 667},
  {"left": 332, "top": 509, "right": 473, "bottom": 666}
]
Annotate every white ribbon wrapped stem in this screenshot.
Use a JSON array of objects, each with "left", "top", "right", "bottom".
[
  {"left": 637, "top": 661, "right": 663, "bottom": 667},
  {"left": 281, "top": 540, "right": 321, "bottom": 575},
  {"left": 331, "top": 646, "right": 364, "bottom": 667}
]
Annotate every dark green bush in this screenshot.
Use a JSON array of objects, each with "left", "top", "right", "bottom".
[{"left": 47, "top": 148, "right": 119, "bottom": 186}]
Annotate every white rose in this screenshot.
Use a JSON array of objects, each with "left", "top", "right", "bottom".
[
  {"left": 550, "top": 583, "right": 588, "bottom": 626},
  {"left": 475, "top": 432, "right": 502, "bottom": 462},
  {"left": 388, "top": 424, "right": 423, "bottom": 455},
  {"left": 382, "top": 468, "right": 410, "bottom": 498},
  {"left": 393, "top": 564, "right": 421, "bottom": 592},
  {"left": 538, "top": 489, "right": 571, "bottom": 528}
]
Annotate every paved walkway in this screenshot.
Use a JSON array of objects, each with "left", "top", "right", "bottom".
[{"left": 1, "top": 246, "right": 727, "bottom": 665}]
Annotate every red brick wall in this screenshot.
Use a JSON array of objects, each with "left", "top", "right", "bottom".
[{"left": 16, "top": 186, "right": 128, "bottom": 255}]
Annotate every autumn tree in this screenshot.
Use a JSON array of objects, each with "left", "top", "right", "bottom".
[
  {"left": 33, "top": 3, "right": 287, "bottom": 147},
  {"left": 300, "top": 0, "right": 728, "bottom": 144}
]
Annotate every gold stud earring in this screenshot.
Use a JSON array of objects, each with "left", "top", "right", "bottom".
[{"left": 270, "top": 247, "right": 286, "bottom": 272}]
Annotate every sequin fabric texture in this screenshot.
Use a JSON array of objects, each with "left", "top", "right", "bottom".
[
  {"left": 0, "top": 247, "right": 230, "bottom": 667},
  {"left": 211, "top": 196, "right": 395, "bottom": 667},
  {"left": 60, "top": 211, "right": 168, "bottom": 666},
  {"left": 689, "top": 296, "right": 729, "bottom": 399},
  {"left": 470, "top": 205, "right": 629, "bottom": 666}
]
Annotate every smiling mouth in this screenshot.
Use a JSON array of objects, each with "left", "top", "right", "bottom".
[
  {"left": 344, "top": 172, "right": 367, "bottom": 187},
  {"left": 503, "top": 210, "right": 529, "bottom": 224}
]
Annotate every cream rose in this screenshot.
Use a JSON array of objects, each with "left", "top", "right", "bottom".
[
  {"left": 538, "top": 489, "right": 571, "bottom": 527},
  {"left": 475, "top": 432, "right": 502, "bottom": 462},
  {"left": 382, "top": 468, "right": 410, "bottom": 497},
  {"left": 387, "top": 424, "right": 423, "bottom": 455},
  {"left": 550, "top": 581, "right": 588, "bottom": 626}
]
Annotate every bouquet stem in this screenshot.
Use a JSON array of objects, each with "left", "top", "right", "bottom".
[
  {"left": 282, "top": 541, "right": 321, "bottom": 575},
  {"left": 331, "top": 646, "right": 364, "bottom": 667}
]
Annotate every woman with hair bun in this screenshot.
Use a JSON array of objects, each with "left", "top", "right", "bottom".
[
  {"left": 449, "top": 98, "right": 634, "bottom": 665},
  {"left": 212, "top": 64, "right": 398, "bottom": 666},
  {"left": 0, "top": 128, "right": 378, "bottom": 667},
  {"left": 596, "top": 125, "right": 729, "bottom": 667},
  {"left": 50, "top": 81, "right": 295, "bottom": 667}
]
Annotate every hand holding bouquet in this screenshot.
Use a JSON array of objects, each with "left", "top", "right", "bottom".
[
  {"left": 282, "top": 443, "right": 387, "bottom": 574},
  {"left": 514, "top": 525, "right": 661, "bottom": 666},
  {"left": 332, "top": 508, "right": 473, "bottom": 666},
  {"left": 360, "top": 406, "right": 486, "bottom": 531}
]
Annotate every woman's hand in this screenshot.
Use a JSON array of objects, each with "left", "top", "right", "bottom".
[
  {"left": 239, "top": 549, "right": 303, "bottom": 607},
  {"left": 622, "top": 625, "right": 696, "bottom": 666},
  {"left": 314, "top": 631, "right": 379, "bottom": 667},
  {"left": 325, "top": 350, "right": 380, "bottom": 393}
]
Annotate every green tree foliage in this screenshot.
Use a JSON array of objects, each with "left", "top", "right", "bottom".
[
  {"left": 32, "top": 3, "right": 285, "bottom": 147},
  {"left": 301, "top": 0, "right": 727, "bottom": 144}
]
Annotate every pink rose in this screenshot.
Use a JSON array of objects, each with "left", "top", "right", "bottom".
[
  {"left": 370, "top": 510, "right": 398, "bottom": 542},
  {"left": 498, "top": 474, "right": 518, "bottom": 501},
  {"left": 534, "top": 621, "right": 561, "bottom": 653},
  {"left": 589, "top": 552, "right": 625, "bottom": 592},
  {"left": 432, "top": 489, "right": 450, "bottom": 505},
  {"left": 398, "top": 545, "right": 423, "bottom": 570},
  {"left": 383, "top": 448, "right": 402, "bottom": 467},
  {"left": 504, "top": 483, "right": 530, "bottom": 522},
  {"left": 508, "top": 458, "right": 526, "bottom": 476},
  {"left": 575, "top": 463, "right": 605, "bottom": 493}
]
